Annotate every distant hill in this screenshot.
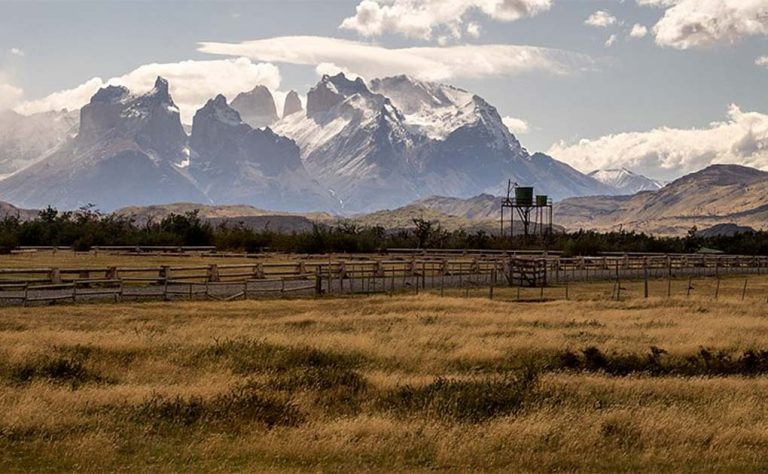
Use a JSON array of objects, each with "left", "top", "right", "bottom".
[
  {"left": 0, "top": 201, "right": 39, "bottom": 221},
  {"left": 556, "top": 165, "right": 768, "bottom": 235},
  {"left": 696, "top": 223, "right": 756, "bottom": 238},
  {"left": 114, "top": 203, "right": 334, "bottom": 233}
]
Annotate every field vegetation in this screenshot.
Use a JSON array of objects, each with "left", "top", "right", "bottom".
[
  {"left": 4, "top": 206, "right": 768, "bottom": 255},
  {"left": 2, "top": 285, "right": 768, "bottom": 471}
]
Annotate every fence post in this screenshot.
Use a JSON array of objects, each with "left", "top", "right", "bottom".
[
  {"left": 643, "top": 258, "right": 649, "bottom": 298},
  {"left": 161, "top": 265, "right": 171, "bottom": 301},
  {"left": 207, "top": 264, "right": 220, "bottom": 283},
  {"left": 742, "top": 279, "right": 748, "bottom": 301},
  {"left": 715, "top": 278, "right": 720, "bottom": 300},
  {"left": 254, "top": 263, "right": 265, "bottom": 279},
  {"left": 489, "top": 269, "right": 495, "bottom": 300},
  {"left": 315, "top": 267, "right": 322, "bottom": 296}
]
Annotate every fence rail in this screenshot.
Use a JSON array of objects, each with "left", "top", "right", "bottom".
[{"left": 0, "top": 253, "right": 766, "bottom": 306}]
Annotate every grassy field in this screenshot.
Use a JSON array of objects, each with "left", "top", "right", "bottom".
[
  {"left": 0, "top": 251, "right": 276, "bottom": 269},
  {"left": 2, "top": 287, "right": 768, "bottom": 471}
]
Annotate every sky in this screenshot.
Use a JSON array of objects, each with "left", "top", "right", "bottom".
[{"left": 0, "top": 0, "right": 767, "bottom": 181}]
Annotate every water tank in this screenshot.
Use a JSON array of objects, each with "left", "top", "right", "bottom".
[
  {"left": 515, "top": 187, "right": 534, "bottom": 206},
  {"left": 536, "top": 195, "right": 549, "bottom": 206}
]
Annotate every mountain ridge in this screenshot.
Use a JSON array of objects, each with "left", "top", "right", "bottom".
[{"left": 0, "top": 73, "right": 636, "bottom": 212}]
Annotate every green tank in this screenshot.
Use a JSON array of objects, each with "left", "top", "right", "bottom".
[
  {"left": 536, "top": 195, "right": 549, "bottom": 206},
  {"left": 515, "top": 187, "right": 534, "bottom": 206}
]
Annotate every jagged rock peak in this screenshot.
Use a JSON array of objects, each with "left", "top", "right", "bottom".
[
  {"left": 323, "top": 73, "right": 369, "bottom": 96},
  {"left": 151, "top": 76, "right": 170, "bottom": 99},
  {"left": 283, "top": 90, "right": 303, "bottom": 117},
  {"left": 306, "top": 73, "right": 371, "bottom": 116},
  {"left": 91, "top": 85, "right": 130, "bottom": 104},
  {"left": 230, "top": 85, "right": 278, "bottom": 128},
  {"left": 195, "top": 94, "right": 244, "bottom": 128}
]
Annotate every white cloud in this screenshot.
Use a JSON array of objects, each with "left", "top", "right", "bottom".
[
  {"left": 639, "top": 0, "right": 768, "bottom": 49},
  {"left": 198, "top": 36, "right": 593, "bottom": 82},
  {"left": 314, "top": 62, "right": 361, "bottom": 80},
  {"left": 339, "top": 0, "right": 552, "bottom": 41},
  {"left": 585, "top": 10, "right": 617, "bottom": 28},
  {"left": 756, "top": 55, "right": 768, "bottom": 67},
  {"left": 466, "top": 22, "right": 481, "bottom": 38},
  {"left": 502, "top": 116, "right": 530, "bottom": 134},
  {"left": 605, "top": 34, "right": 618, "bottom": 47},
  {"left": 15, "top": 58, "right": 281, "bottom": 123},
  {"left": 636, "top": 0, "right": 677, "bottom": 6},
  {"left": 8, "top": 48, "right": 25, "bottom": 57},
  {"left": 0, "top": 82, "right": 24, "bottom": 110},
  {"left": 629, "top": 24, "right": 648, "bottom": 38},
  {"left": 547, "top": 105, "right": 768, "bottom": 180}
]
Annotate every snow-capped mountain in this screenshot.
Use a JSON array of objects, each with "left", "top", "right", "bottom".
[
  {"left": 0, "top": 73, "right": 616, "bottom": 213},
  {"left": 589, "top": 168, "right": 663, "bottom": 195},
  {"left": 274, "top": 73, "right": 610, "bottom": 212},
  {"left": 0, "top": 78, "right": 208, "bottom": 210},
  {"left": 0, "top": 78, "right": 336, "bottom": 212},
  {"left": 189, "top": 95, "right": 336, "bottom": 211},
  {"left": 0, "top": 109, "right": 78, "bottom": 177},
  {"left": 230, "top": 85, "right": 279, "bottom": 129}
]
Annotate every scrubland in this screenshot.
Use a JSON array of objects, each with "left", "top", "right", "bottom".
[{"left": 2, "top": 290, "right": 768, "bottom": 471}]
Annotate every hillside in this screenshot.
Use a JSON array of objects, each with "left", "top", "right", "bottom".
[
  {"left": 114, "top": 202, "right": 335, "bottom": 232},
  {"left": 556, "top": 165, "right": 768, "bottom": 234}
]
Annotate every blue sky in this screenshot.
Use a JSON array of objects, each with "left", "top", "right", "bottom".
[{"left": 1, "top": 0, "right": 767, "bottom": 180}]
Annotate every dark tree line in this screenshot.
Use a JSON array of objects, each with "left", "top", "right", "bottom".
[{"left": 1, "top": 208, "right": 767, "bottom": 256}]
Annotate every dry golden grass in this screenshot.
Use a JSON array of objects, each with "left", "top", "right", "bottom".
[
  {"left": 2, "top": 284, "right": 768, "bottom": 471},
  {"left": 0, "top": 251, "right": 284, "bottom": 269}
]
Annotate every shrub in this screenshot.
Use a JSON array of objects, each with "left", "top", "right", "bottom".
[
  {"left": 378, "top": 369, "right": 538, "bottom": 423},
  {"left": 131, "top": 386, "right": 304, "bottom": 430},
  {"left": 557, "top": 346, "right": 768, "bottom": 377},
  {"left": 6, "top": 355, "right": 109, "bottom": 388}
]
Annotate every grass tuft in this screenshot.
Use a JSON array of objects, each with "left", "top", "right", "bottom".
[
  {"left": 378, "top": 368, "right": 538, "bottom": 423},
  {"left": 558, "top": 346, "right": 768, "bottom": 376},
  {"left": 3, "top": 355, "right": 110, "bottom": 388},
  {"left": 130, "top": 386, "right": 304, "bottom": 430}
]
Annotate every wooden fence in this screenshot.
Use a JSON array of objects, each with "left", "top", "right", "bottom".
[{"left": 0, "top": 253, "right": 766, "bottom": 306}]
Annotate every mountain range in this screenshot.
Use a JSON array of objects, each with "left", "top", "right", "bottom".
[
  {"left": 349, "top": 164, "right": 768, "bottom": 236},
  {"left": 0, "top": 73, "right": 630, "bottom": 213},
  {"left": 588, "top": 168, "right": 663, "bottom": 195},
  {"left": 0, "top": 163, "right": 764, "bottom": 237}
]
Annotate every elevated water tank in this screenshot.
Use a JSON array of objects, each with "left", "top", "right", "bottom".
[
  {"left": 536, "top": 195, "right": 549, "bottom": 206},
  {"left": 515, "top": 187, "right": 534, "bottom": 206}
]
